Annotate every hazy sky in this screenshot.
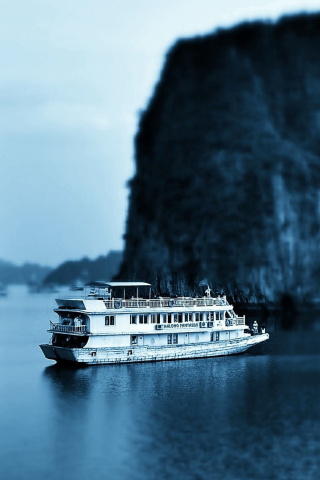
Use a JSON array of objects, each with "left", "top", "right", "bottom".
[{"left": 1, "top": 0, "right": 318, "bottom": 267}]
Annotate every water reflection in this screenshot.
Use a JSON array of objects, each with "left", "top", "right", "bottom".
[
  {"left": 1, "top": 287, "right": 319, "bottom": 480},
  {"left": 41, "top": 345, "right": 320, "bottom": 480},
  {"left": 42, "top": 355, "right": 275, "bottom": 480},
  {"left": 43, "top": 365, "right": 92, "bottom": 397}
]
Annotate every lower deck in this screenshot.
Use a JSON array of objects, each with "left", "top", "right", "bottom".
[
  {"left": 51, "top": 326, "right": 248, "bottom": 349},
  {"left": 40, "top": 333, "right": 269, "bottom": 365}
]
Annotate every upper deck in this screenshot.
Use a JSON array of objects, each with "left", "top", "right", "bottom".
[
  {"left": 56, "top": 281, "right": 234, "bottom": 312},
  {"left": 50, "top": 282, "right": 246, "bottom": 337},
  {"left": 55, "top": 296, "right": 233, "bottom": 313}
]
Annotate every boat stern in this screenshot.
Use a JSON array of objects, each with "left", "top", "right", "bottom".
[{"left": 40, "top": 344, "right": 84, "bottom": 363}]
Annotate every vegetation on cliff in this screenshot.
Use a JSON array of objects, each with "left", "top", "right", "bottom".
[
  {"left": 43, "top": 251, "right": 123, "bottom": 286},
  {"left": 0, "top": 259, "right": 51, "bottom": 285}
]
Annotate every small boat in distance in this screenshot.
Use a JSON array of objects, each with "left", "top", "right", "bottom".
[
  {"left": 69, "top": 283, "right": 84, "bottom": 291},
  {"left": 40, "top": 281, "right": 269, "bottom": 365}
]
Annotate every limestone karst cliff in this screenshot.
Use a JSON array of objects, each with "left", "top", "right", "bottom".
[{"left": 118, "top": 13, "right": 320, "bottom": 303}]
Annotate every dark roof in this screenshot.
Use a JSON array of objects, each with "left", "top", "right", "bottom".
[
  {"left": 84, "top": 281, "right": 151, "bottom": 288},
  {"left": 106, "top": 282, "right": 151, "bottom": 287},
  {"left": 84, "top": 281, "right": 110, "bottom": 287}
]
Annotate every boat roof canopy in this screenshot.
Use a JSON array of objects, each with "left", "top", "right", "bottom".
[
  {"left": 106, "top": 282, "right": 151, "bottom": 287},
  {"left": 84, "top": 281, "right": 151, "bottom": 288},
  {"left": 84, "top": 281, "right": 110, "bottom": 287}
]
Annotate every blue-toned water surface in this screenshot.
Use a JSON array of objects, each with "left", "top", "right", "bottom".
[{"left": 0, "top": 286, "right": 319, "bottom": 480}]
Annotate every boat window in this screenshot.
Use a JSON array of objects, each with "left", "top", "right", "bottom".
[
  {"left": 185, "top": 313, "right": 192, "bottom": 322},
  {"left": 178, "top": 313, "right": 183, "bottom": 323},
  {"left": 131, "top": 335, "right": 137, "bottom": 345},
  {"left": 130, "top": 314, "right": 137, "bottom": 324},
  {"left": 162, "top": 314, "right": 167, "bottom": 324},
  {"left": 195, "top": 312, "right": 200, "bottom": 322},
  {"left": 150, "top": 313, "right": 161, "bottom": 324},
  {"left": 173, "top": 314, "right": 178, "bottom": 323},
  {"left": 167, "top": 333, "right": 178, "bottom": 344},
  {"left": 139, "top": 314, "right": 148, "bottom": 324},
  {"left": 210, "top": 332, "right": 214, "bottom": 342},
  {"left": 105, "top": 315, "right": 115, "bottom": 326},
  {"left": 215, "top": 332, "right": 220, "bottom": 341},
  {"left": 168, "top": 314, "right": 172, "bottom": 324}
]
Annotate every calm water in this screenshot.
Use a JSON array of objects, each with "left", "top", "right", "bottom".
[{"left": 0, "top": 286, "right": 319, "bottom": 480}]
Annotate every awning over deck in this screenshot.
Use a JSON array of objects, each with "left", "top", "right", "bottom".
[
  {"left": 84, "top": 281, "right": 110, "bottom": 287},
  {"left": 84, "top": 281, "right": 151, "bottom": 287},
  {"left": 105, "top": 282, "right": 151, "bottom": 287}
]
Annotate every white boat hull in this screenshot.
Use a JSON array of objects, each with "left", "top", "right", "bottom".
[{"left": 40, "top": 333, "right": 269, "bottom": 365}]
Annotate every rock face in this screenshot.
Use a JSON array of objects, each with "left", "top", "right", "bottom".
[{"left": 119, "top": 13, "right": 320, "bottom": 302}]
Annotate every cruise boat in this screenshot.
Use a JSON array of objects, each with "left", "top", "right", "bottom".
[{"left": 40, "top": 281, "right": 269, "bottom": 365}]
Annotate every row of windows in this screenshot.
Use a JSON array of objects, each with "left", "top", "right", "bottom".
[
  {"left": 130, "top": 332, "right": 220, "bottom": 346},
  {"left": 130, "top": 312, "right": 225, "bottom": 324},
  {"left": 167, "top": 333, "right": 220, "bottom": 344},
  {"left": 105, "top": 313, "right": 225, "bottom": 327}
]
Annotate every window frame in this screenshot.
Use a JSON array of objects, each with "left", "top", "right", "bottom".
[
  {"left": 105, "top": 315, "right": 115, "bottom": 326},
  {"left": 167, "top": 333, "right": 178, "bottom": 345}
]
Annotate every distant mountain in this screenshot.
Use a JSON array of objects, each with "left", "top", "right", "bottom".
[
  {"left": 0, "top": 259, "right": 52, "bottom": 285},
  {"left": 118, "top": 13, "right": 320, "bottom": 303},
  {"left": 43, "top": 251, "right": 123, "bottom": 285}
]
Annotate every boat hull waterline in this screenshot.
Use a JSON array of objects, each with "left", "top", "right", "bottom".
[{"left": 40, "top": 333, "right": 269, "bottom": 365}]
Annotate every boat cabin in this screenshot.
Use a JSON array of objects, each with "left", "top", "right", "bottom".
[{"left": 49, "top": 281, "right": 247, "bottom": 350}]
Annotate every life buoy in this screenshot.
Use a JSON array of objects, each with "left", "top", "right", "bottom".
[
  {"left": 114, "top": 300, "right": 122, "bottom": 309},
  {"left": 168, "top": 299, "right": 175, "bottom": 307}
]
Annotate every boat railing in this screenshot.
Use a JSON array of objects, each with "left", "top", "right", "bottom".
[
  {"left": 103, "top": 297, "right": 229, "bottom": 309},
  {"left": 49, "top": 321, "right": 87, "bottom": 333},
  {"left": 235, "top": 317, "right": 245, "bottom": 325},
  {"left": 227, "top": 317, "right": 245, "bottom": 324}
]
